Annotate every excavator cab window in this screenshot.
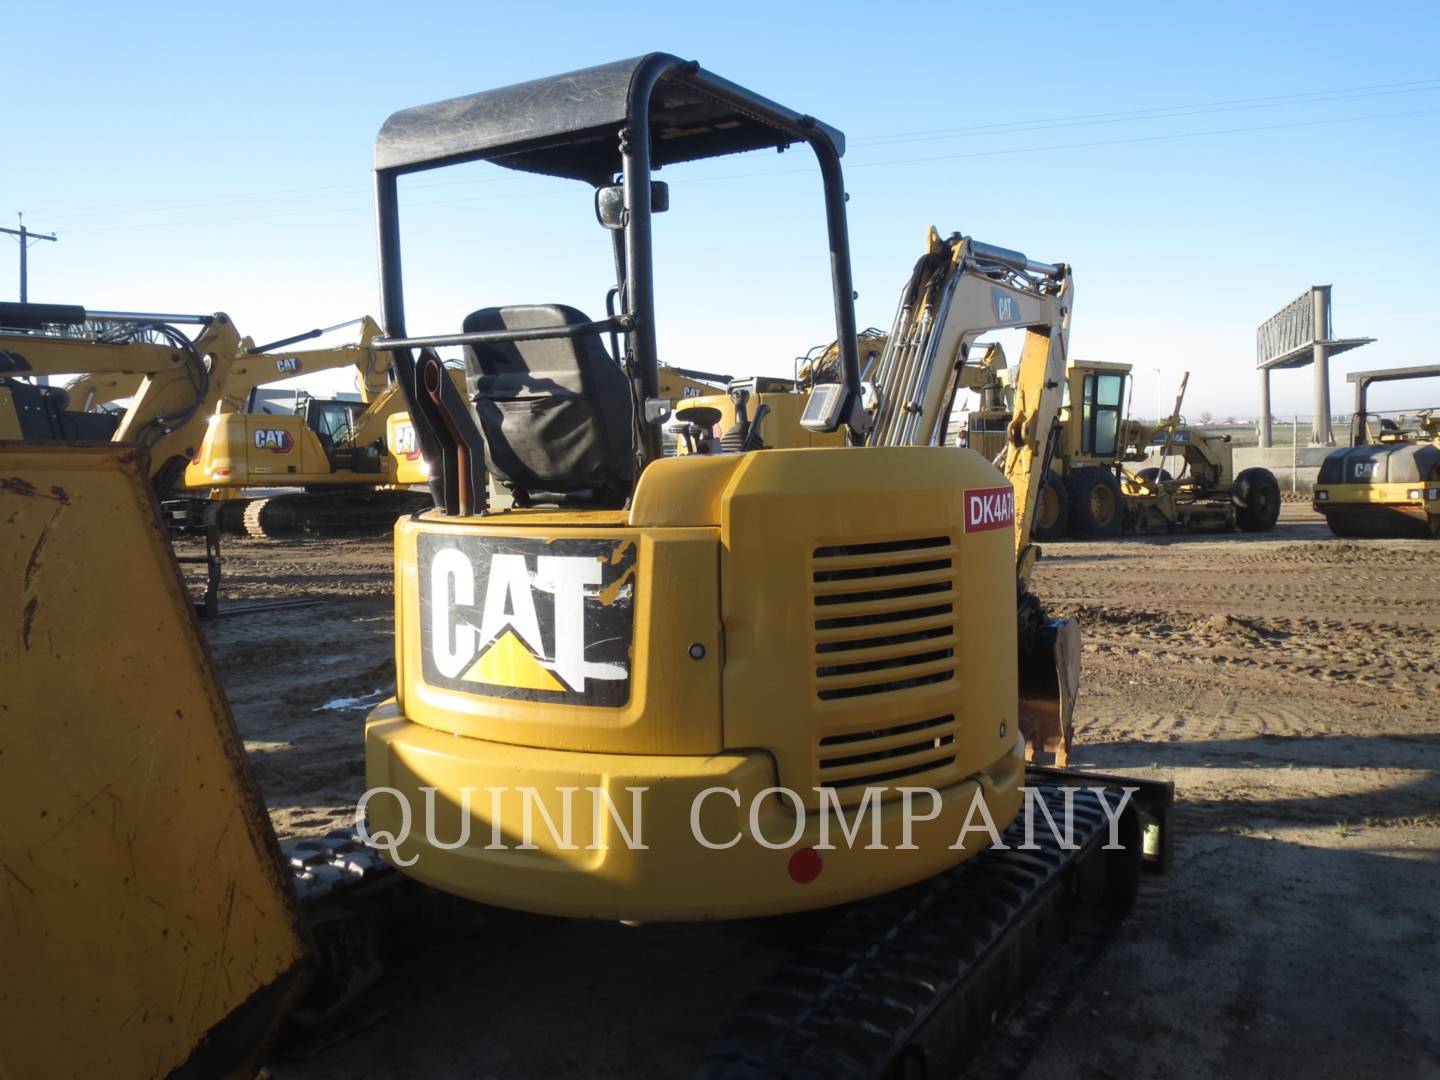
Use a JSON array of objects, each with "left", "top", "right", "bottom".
[
  {"left": 1081, "top": 371, "right": 1125, "bottom": 458},
  {"left": 304, "top": 399, "right": 362, "bottom": 453}
]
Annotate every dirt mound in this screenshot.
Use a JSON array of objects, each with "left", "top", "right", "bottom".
[{"left": 1187, "top": 611, "right": 1285, "bottom": 640}]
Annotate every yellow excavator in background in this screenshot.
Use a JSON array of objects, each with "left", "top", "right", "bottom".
[
  {"left": 59, "top": 316, "right": 388, "bottom": 415},
  {"left": 0, "top": 306, "right": 435, "bottom": 536},
  {"left": 176, "top": 316, "right": 424, "bottom": 537},
  {"left": 0, "top": 302, "right": 246, "bottom": 496},
  {"left": 666, "top": 332, "right": 886, "bottom": 454}
]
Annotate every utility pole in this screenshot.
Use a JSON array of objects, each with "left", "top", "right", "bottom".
[{"left": 1, "top": 213, "right": 58, "bottom": 302}]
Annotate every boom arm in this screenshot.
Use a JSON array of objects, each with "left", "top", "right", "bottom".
[
  {"left": 64, "top": 315, "right": 390, "bottom": 411},
  {"left": 860, "top": 229, "right": 1077, "bottom": 763},
  {"left": 2, "top": 310, "right": 396, "bottom": 497},
  {"left": 1, "top": 312, "right": 244, "bottom": 494},
  {"left": 863, "top": 229, "right": 1074, "bottom": 580}
]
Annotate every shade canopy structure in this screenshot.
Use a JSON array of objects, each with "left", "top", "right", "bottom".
[
  {"left": 374, "top": 54, "right": 845, "bottom": 183},
  {"left": 372, "top": 53, "right": 865, "bottom": 513}
]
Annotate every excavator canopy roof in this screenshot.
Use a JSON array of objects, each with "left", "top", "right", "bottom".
[{"left": 373, "top": 53, "right": 845, "bottom": 183}]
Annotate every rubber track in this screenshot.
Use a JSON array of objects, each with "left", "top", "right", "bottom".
[
  {"left": 275, "top": 831, "right": 556, "bottom": 1058},
  {"left": 700, "top": 787, "right": 1126, "bottom": 1079}
]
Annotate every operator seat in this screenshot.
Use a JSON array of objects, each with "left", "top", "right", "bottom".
[{"left": 463, "top": 304, "right": 635, "bottom": 507}]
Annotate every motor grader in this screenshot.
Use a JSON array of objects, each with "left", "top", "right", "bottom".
[
  {"left": 960, "top": 357, "right": 1280, "bottom": 539},
  {"left": 1313, "top": 363, "right": 1440, "bottom": 538}
]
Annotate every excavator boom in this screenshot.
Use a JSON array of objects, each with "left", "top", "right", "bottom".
[
  {"left": 1, "top": 307, "right": 246, "bottom": 494},
  {"left": 858, "top": 229, "right": 1077, "bottom": 759},
  {"left": 65, "top": 314, "right": 390, "bottom": 411},
  {"left": 0, "top": 305, "right": 424, "bottom": 533}
]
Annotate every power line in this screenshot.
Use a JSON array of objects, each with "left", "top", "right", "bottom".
[
  {"left": 31, "top": 167, "right": 512, "bottom": 226},
  {"left": 844, "top": 104, "right": 1440, "bottom": 169},
  {"left": 51, "top": 104, "right": 1440, "bottom": 236},
  {"left": 29, "top": 90, "right": 1440, "bottom": 238},
  {"left": 22, "top": 74, "right": 1440, "bottom": 229},
  {"left": 848, "top": 76, "right": 1440, "bottom": 145}
]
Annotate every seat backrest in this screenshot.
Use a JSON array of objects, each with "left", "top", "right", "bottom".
[{"left": 464, "top": 304, "right": 635, "bottom": 506}]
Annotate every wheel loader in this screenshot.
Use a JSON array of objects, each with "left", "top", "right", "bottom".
[{"left": 1313, "top": 363, "right": 1440, "bottom": 538}]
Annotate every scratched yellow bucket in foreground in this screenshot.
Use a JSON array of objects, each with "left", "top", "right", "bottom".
[{"left": 0, "top": 443, "right": 308, "bottom": 1079}]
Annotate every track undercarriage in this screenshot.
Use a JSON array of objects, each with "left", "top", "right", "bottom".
[{"left": 282, "top": 770, "right": 1173, "bottom": 1077}]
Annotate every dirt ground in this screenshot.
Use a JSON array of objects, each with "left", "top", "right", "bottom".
[{"left": 180, "top": 502, "right": 1440, "bottom": 1078}]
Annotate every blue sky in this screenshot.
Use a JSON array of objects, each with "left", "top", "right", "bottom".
[{"left": 7, "top": 0, "right": 1439, "bottom": 417}]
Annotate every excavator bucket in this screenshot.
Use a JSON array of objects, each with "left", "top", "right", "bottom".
[
  {"left": 0, "top": 443, "right": 309, "bottom": 1078},
  {"left": 1018, "top": 616, "right": 1080, "bottom": 767}
]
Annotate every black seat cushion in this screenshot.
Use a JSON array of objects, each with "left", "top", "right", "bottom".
[{"left": 463, "top": 304, "right": 635, "bottom": 506}]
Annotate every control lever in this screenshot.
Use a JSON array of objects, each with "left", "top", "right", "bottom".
[{"left": 719, "top": 387, "right": 771, "bottom": 454}]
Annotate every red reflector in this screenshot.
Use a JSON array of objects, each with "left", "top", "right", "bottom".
[
  {"left": 787, "top": 847, "right": 822, "bottom": 884},
  {"left": 214, "top": 468, "right": 231, "bottom": 477}
]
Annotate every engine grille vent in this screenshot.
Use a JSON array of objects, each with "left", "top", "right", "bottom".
[
  {"left": 816, "top": 714, "right": 958, "bottom": 789},
  {"left": 811, "top": 535, "right": 958, "bottom": 702}
]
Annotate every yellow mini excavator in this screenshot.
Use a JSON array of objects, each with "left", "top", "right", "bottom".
[{"left": 360, "top": 53, "right": 1172, "bottom": 1075}]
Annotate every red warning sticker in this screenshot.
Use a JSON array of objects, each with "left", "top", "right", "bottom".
[{"left": 964, "top": 485, "right": 1015, "bottom": 532}]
